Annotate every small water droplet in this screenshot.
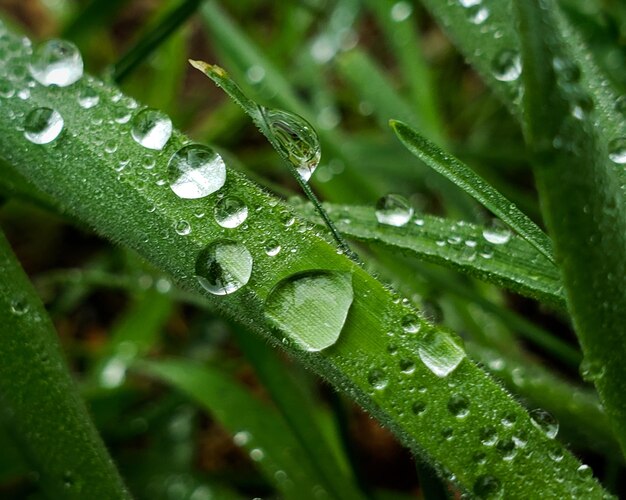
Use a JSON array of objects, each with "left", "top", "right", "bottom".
[
  {"left": 411, "top": 401, "right": 426, "bottom": 415},
  {"left": 261, "top": 108, "right": 321, "bottom": 181},
  {"left": 577, "top": 464, "right": 592, "bottom": 479},
  {"left": 496, "top": 437, "right": 517, "bottom": 460},
  {"left": 264, "top": 239, "right": 281, "bottom": 257},
  {"left": 131, "top": 108, "right": 172, "bottom": 150},
  {"left": 479, "top": 426, "right": 498, "bottom": 446},
  {"left": 78, "top": 87, "right": 99, "bottom": 108},
  {"left": 390, "top": 1, "right": 413, "bottom": 22},
  {"left": 264, "top": 271, "right": 353, "bottom": 352},
  {"left": 174, "top": 220, "right": 191, "bottom": 236},
  {"left": 492, "top": 49, "right": 522, "bottom": 82},
  {"left": 0, "top": 80, "right": 14, "bottom": 98},
  {"left": 367, "top": 368, "right": 389, "bottom": 390},
  {"left": 10, "top": 298, "right": 29, "bottom": 316},
  {"left": 468, "top": 5, "right": 490, "bottom": 24},
  {"left": 29, "top": 39, "right": 83, "bottom": 87},
  {"left": 195, "top": 240, "right": 253, "bottom": 295},
  {"left": 447, "top": 394, "right": 470, "bottom": 418},
  {"left": 168, "top": 144, "right": 226, "bottom": 199},
  {"left": 24, "top": 107, "right": 63, "bottom": 144},
  {"left": 375, "top": 194, "right": 413, "bottom": 227},
  {"left": 214, "top": 196, "right": 248, "bottom": 228},
  {"left": 482, "top": 220, "right": 511, "bottom": 245},
  {"left": 417, "top": 331, "right": 465, "bottom": 377},
  {"left": 249, "top": 448, "right": 264, "bottom": 461},
  {"left": 579, "top": 358, "right": 605, "bottom": 382},
  {"left": 608, "top": 137, "right": 626, "bottom": 164},
  {"left": 501, "top": 412, "right": 517, "bottom": 427},
  {"left": 246, "top": 65, "right": 265, "bottom": 84},
  {"left": 473, "top": 475, "right": 502, "bottom": 499},
  {"left": 233, "top": 431, "right": 251, "bottom": 446},
  {"left": 529, "top": 408, "right": 558, "bottom": 439},
  {"left": 401, "top": 313, "right": 420, "bottom": 333},
  {"left": 399, "top": 358, "right": 416, "bottom": 374}
]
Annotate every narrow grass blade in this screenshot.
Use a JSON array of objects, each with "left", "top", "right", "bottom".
[
  {"left": 0, "top": 230, "right": 130, "bottom": 499},
  {"left": 390, "top": 120, "right": 555, "bottom": 264},
  {"left": 0, "top": 27, "right": 608, "bottom": 496},
  {"left": 514, "top": 0, "right": 626, "bottom": 457}
]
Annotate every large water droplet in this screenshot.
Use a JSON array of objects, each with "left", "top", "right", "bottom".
[
  {"left": 492, "top": 50, "right": 522, "bottom": 82},
  {"left": 482, "top": 220, "right": 511, "bottom": 245},
  {"left": 29, "top": 39, "right": 83, "bottom": 87},
  {"left": 417, "top": 331, "right": 466, "bottom": 377},
  {"left": 264, "top": 270, "right": 353, "bottom": 352},
  {"left": 375, "top": 194, "right": 413, "bottom": 227},
  {"left": 168, "top": 145, "right": 226, "bottom": 199},
  {"left": 474, "top": 475, "right": 502, "bottom": 499},
  {"left": 131, "top": 108, "right": 172, "bottom": 150},
  {"left": 24, "top": 107, "right": 63, "bottom": 144},
  {"left": 195, "top": 240, "right": 253, "bottom": 295},
  {"left": 261, "top": 108, "right": 321, "bottom": 181},
  {"left": 529, "top": 408, "right": 559, "bottom": 439},
  {"left": 214, "top": 196, "right": 248, "bottom": 228},
  {"left": 608, "top": 137, "right": 626, "bottom": 164}
]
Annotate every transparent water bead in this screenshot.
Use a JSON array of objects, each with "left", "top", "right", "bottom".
[
  {"left": 608, "top": 137, "right": 626, "bottom": 164},
  {"left": 417, "top": 330, "right": 466, "bottom": 377},
  {"left": 447, "top": 394, "right": 470, "bottom": 418},
  {"left": 264, "top": 270, "right": 353, "bottom": 352},
  {"left": 529, "top": 408, "right": 559, "bottom": 439},
  {"left": 168, "top": 145, "right": 226, "bottom": 199},
  {"left": 492, "top": 49, "right": 522, "bottom": 82},
  {"left": 474, "top": 475, "right": 502, "bottom": 499},
  {"left": 375, "top": 194, "right": 413, "bottom": 227},
  {"left": 367, "top": 368, "right": 389, "bottom": 390},
  {"left": 195, "top": 240, "right": 253, "bottom": 295},
  {"left": 29, "top": 39, "right": 83, "bottom": 87},
  {"left": 579, "top": 358, "right": 605, "bottom": 382},
  {"left": 390, "top": 2, "right": 413, "bottom": 22},
  {"left": 214, "top": 196, "right": 248, "bottom": 228},
  {"left": 264, "top": 239, "right": 281, "bottom": 257},
  {"left": 261, "top": 108, "right": 321, "bottom": 181},
  {"left": 482, "top": 220, "right": 511, "bottom": 245},
  {"left": 78, "top": 87, "right": 99, "bottom": 108},
  {"left": 131, "top": 108, "right": 173, "bottom": 150},
  {"left": 24, "top": 107, "right": 64, "bottom": 144},
  {"left": 10, "top": 298, "right": 29, "bottom": 316}
]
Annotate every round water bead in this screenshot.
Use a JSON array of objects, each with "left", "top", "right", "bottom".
[
  {"left": 214, "top": 196, "right": 248, "bottom": 228},
  {"left": 29, "top": 39, "right": 83, "bottom": 87},
  {"left": 131, "top": 108, "right": 172, "bottom": 150},
  {"left": 529, "top": 408, "right": 559, "bottom": 439},
  {"left": 608, "top": 137, "right": 626, "bottom": 164},
  {"left": 492, "top": 49, "right": 522, "bottom": 82},
  {"left": 195, "top": 240, "right": 253, "bottom": 295},
  {"left": 168, "top": 145, "right": 226, "bottom": 199},
  {"left": 375, "top": 194, "right": 414, "bottom": 227},
  {"left": 24, "top": 107, "right": 63, "bottom": 144},
  {"left": 482, "top": 220, "right": 511, "bottom": 245}
]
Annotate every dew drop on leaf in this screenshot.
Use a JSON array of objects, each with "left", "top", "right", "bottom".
[
  {"left": 131, "top": 108, "right": 172, "bottom": 150},
  {"left": 401, "top": 313, "right": 420, "bottom": 333},
  {"left": 29, "top": 39, "right": 83, "bottom": 87},
  {"left": 264, "top": 270, "right": 353, "bottom": 352},
  {"left": 174, "top": 220, "right": 191, "bottom": 236},
  {"left": 168, "top": 144, "right": 226, "bottom": 199},
  {"left": 399, "top": 358, "right": 416, "bottom": 374},
  {"left": 447, "top": 394, "right": 470, "bottom": 418},
  {"left": 417, "top": 330, "right": 466, "bottom": 377},
  {"left": 375, "top": 194, "right": 413, "bottom": 227},
  {"left": 479, "top": 426, "right": 498, "bottom": 446},
  {"left": 195, "top": 240, "right": 253, "bottom": 295},
  {"left": 264, "top": 239, "right": 281, "bottom": 257},
  {"left": 261, "top": 108, "right": 321, "bottom": 181},
  {"left": 579, "top": 358, "right": 605, "bottom": 382},
  {"left": 529, "top": 408, "right": 559, "bottom": 439},
  {"left": 473, "top": 474, "right": 503, "bottom": 499},
  {"left": 367, "top": 368, "right": 389, "bottom": 390},
  {"left": 608, "top": 137, "right": 626, "bottom": 164},
  {"left": 214, "top": 196, "right": 248, "bottom": 228},
  {"left": 482, "top": 220, "right": 511, "bottom": 245},
  {"left": 23, "top": 107, "right": 63, "bottom": 144},
  {"left": 492, "top": 49, "right": 522, "bottom": 82},
  {"left": 10, "top": 298, "right": 29, "bottom": 316},
  {"left": 411, "top": 401, "right": 426, "bottom": 415},
  {"left": 77, "top": 87, "right": 99, "bottom": 108},
  {"left": 390, "top": 2, "right": 413, "bottom": 22}
]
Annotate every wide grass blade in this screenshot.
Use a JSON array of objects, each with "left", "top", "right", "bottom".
[
  {"left": 0, "top": 26, "right": 608, "bottom": 496},
  {"left": 513, "top": 0, "right": 626, "bottom": 457},
  {"left": 0, "top": 230, "right": 130, "bottom": 499}
]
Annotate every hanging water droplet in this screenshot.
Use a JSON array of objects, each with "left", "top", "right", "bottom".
[
  {"left": 482, "top": 220, "right": 511, "bottom": 245},
  {"left": 78, "top": 87, "right": 99, "bottom": 108},
  {"left": 174, "top": 220, "right": 191, "bottom": 236},
  {"left": 214, "top": 196, "right": 248, "bottom": 228},
  {"left": 131, "top": 108, "right": 172, "bottom": 150},
  {"left": 10, "top": 298, "right": 29, "bottom": 316},
  {"left": 264, "top": 239, "right": 281, "bottom": 257},
  {"left": 375, "top": 194, "right": 413, "bottom": 227},
  {"left": 473, "top": 475, "right": 502, "bottom": 499},
  {"left": 417, "top": 330, "right": 466, "bottom": 377},
  {"left": 367, "top": 368, "right": 389, "bottom": 390},
  {"left": 579, "top": 358, "right": 605, "bottom": 382},
  {"left": 608, "top": 137, "right": 626, "bottom": 164},
  {"left": 529, "top": 408, "right": 559, "bottom": 439},
  {"left": 264, "top": 271, "right": 353, "bottom": 352},
  {"left": 195, "top": 240, "right": 253, "bottom": 295},
  {"left": 29, "top": 39, "right": 83, "bottom": 87},
  {"left": 492, "top": 50, "right": 522, "bottom": 82},
  {"left": 168, "top": 144, "right": 226, "bottom": 199},
  {"left": 261, "top": 108, "right": 321, "bottom": 181},
  {"left": 447, "top": 394, "right": 470, "bottom": 418},
  {"left": 24, "top": 107, "right": 64, "bottom": 144}
]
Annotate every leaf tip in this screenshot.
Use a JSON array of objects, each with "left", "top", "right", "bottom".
[{"left": 188, "top": 59, "right": 228, "bottom": 78}]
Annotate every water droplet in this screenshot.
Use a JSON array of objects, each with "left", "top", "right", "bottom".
[
  {"left": 482, "top": 220, "right": 511, "bottom": 245},
  {"left": 399, "top": 358, "right": 415, "bottom": 374},
  {"left": 261, "top": 108, "right": 321, "bottom": 181},
  {"left": 29, "top": 39, "right": 83, "bottom": 87},
  {"left": 496, "top": 438, "right": 517, "bottom": 460},
  {"left": 411, "top": 401, "right": 426, "bottom": 415},
  {"left": 195, "top": 240, "right": 253, "bottom": 295},
  {"left": 468, "top": 5, "right": 490, "bottom": 24},
  {"left": 375, "top": 194, "right": 413, "bottom": 227},
  {"left": 577, "top": 464, "right": 592, "bottom": 479},
  {"left": 529, "top": 408, "right": 558, "bottom": 439},
  {"left": 401, "top": 313, "right": 420, "bottom": 333},
  {"left": 78, "top": 87, "right": 99, "bottom": 108},
  {"left": 131, "top": 108, "right": 172, "bottom": 150},
  {"left": 10, "top": 298, "right": 29, "bottom": 316},
  {"left": 608, "top": 137, "right": 626, "bottom": 164},
  {"left": 367, "top": 368, "right": 389, "bottom": 390},
  {"left": 233, "top": 431, "right": 251, "bottom": 446},
  {"left": 473, "top": 475, "right": 502, "bottom": 499},
  {"left": 168, "top": 145, "right": 226, "bottom": 199},
  {"left": 24, "top": 107, "right": 63, "bottom": 144},
  {"left": 214, "top": 196, "right": 248, "bottom": 228},
  {"left": 249, "top": 448, "right": 264, "bottom": 461},
  {"left": 579, "top": 358, "right": 605, "bottom": 382},
  {"left": 615, "top": 95, "right": 626, "bottom": 116},
  {"left": 441, "top": 427, "right": 454, "bottom": 440},
  {"left": 390, "top": 1, "right": 413, "bottom": 22},
  {"left": 246, "top": 65, "right": 265, "bottom": 84},
  {"left": 479, "top": 426, "right": 498, "bottom": 446},
  {"left": 264, "top": 271, "right": 353, "bottom": 352},
  {"left": 417, "top": 331, "right": 466, "bottom": 377},
  {"left": 447, "top": 394, "right": 470, "bottom": 418},
  {"left": 501, "top": 412, "right": 517, "bottom": 427},
  {"left": 264, "top": 239, "right": 281, "bottom": 256},
  {"left": 174, "top": 220, "right": 191, "bottom": 236},
  {"left": 0, "top": 80, "right": 14, "bottom": 98},
  {"left": 492, "top": 49, "right": 522, "bottom": 82},
  {"left": 552, "top": 56, "right": 580, "bottom": 84}
]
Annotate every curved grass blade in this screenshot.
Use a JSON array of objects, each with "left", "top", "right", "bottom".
[
  {"left": 390, "top": 120, "right": 555, "bottom": 264},
  {"left": 0, "top": 230, "right": 130, "bottom": 499},
  {"left": 0, "top": 28, "right": 608, "bottom": 496},
  {"left": 514, "top": 0, "right": 626, "bottom": 458}
]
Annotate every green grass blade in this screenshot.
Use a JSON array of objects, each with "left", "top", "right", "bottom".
[
  {"left": 136, "top": 358, "right": 334, "bottom": 500},
  {"left": 0, "top": 27, "right": 609, "bottom": 496},
  {"left": 390, "top": 120, "right": 555, "bottom": 264},
  {"left": 513, "top": 0, "right": 626, "bottom": 457},
  {"left": 0, "top": 230, "right": 130, "bottom": 499},
  {"left": 297, "top": 202, "right": 564, "bottom": 308}
]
